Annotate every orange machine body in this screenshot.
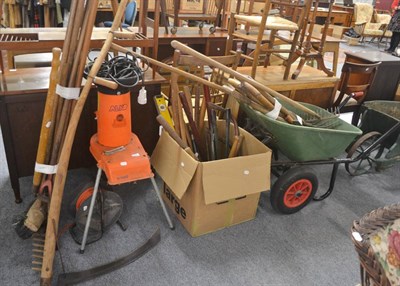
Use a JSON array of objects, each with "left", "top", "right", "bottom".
[
  {"left": 91, "top": 89, "right": 152, "bottom": 185},
  {"left": 90, "top": 133, "right": 153, "bottom": 185},
  {"left": 97, "top": 91, "right": 132, "bottom": 147}
]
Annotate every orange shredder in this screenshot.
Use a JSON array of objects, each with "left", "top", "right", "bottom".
[
  {"left": 90, "top": 88, "right": 153, "bottom": 185},
  {"left": 79, "top": 57, "right": 174, "bottom": 254}
]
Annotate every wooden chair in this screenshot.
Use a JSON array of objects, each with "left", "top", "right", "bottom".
[
  {"left": 373, "top": 10, "right": 393, "bottom": 48},
  {"left": 225, "top": 0, "right": 312, "bottom": 80},
  {"left": 290, "top": 0, "right": 335, "bottom": 80},
  {"left": 161, "top": 0, "right": 225, "bottom": 34},
  {"left": 351, "top": 204, "right": 400, "bottom": 286},
  {"left": 333, "top": 61, "right": 381, "bottom": 125}
]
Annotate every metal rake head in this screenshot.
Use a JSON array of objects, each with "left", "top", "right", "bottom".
[
  {"left": 327, "top": 106, "right": 341, "bottom": 116},
  {"left": 32, "top": 233, "right": 45, "bottom": 272},
  {"left": 302, "top": 108, "right": 341, "bottom": 129}
]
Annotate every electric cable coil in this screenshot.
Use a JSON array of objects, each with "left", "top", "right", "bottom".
[{"left": 84, "top": 51, "right": 149, "bottom": 93}]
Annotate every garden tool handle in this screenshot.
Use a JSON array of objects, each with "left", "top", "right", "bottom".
[
  {"left": 32, "top": 47, "right": 62, "bottom": 194},
  {"left": 109, "top": 43, "right": 233, "bottom": 95},
  {"left": 228, "top": 134, "right": 244, "bottom": 158},
  {"left": 170, "top": 40, "right": 320, "bottom": 118},
  {"left": 92, "top": 76, "right": 119, "bottom": 90},
  {"left": 178, "top": 91, "right": 207, "bottom": 161},
  {"left": 112, "top": 31, "right": 137, "bottom": 39},
  {"left": 156, "top": 115, "right": 197, "bottom": 160}
]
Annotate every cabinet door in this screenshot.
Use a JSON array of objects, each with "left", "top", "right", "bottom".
[
  {"left": 2, "top": 92, "right": 96, "bottom": 178},
  {"left": 4, "top": 94, "right": 45, "bottom": 177},
  {"left": 206, "top": 38, "right": 227, "bottom": 56},
  {"left": 1, "top": 84, "right": 161, "bottom": 181}
]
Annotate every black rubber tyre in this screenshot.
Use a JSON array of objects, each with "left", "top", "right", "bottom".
[
  {"left": 270, "top": 167, "right": 318, "bottom": 214},
  {"left": 345, "top": 131, "right": 383, "bottom": 176}
]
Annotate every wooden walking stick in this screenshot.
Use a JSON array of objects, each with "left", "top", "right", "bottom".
[
  {"left": 37, "top": 0, "right": 78, "bottom": 171},
  {"left": 37, "top": 0, "right": 98, "bottom": 200},
  {"left": 40, "top": 1, "right": 129, "bottom": 285},
  {"left": 32, "top": 48, "right": 61, "bottom": 194}
]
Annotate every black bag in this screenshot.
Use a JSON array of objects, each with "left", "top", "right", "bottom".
[{"left": 344, "top": 28, "right": 361, "bottom": 38}]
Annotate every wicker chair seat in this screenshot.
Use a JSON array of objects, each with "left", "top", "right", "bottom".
[
  {"left": 234, "top": 15, "right": 299, "bottom": 30},
  {"left": 352, "top": 204, "right": 400, "bottom": 286}
]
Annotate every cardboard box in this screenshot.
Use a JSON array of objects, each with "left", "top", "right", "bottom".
[{"left": 151, "top": 122, "right": 271, "bottom": 237}]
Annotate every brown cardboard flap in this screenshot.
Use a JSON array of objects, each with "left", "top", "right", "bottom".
[
  {"left": 151, "top": 131, "right": 198, "bottom": 199},
  {"left": 201, "top": 153, "right": 270, "bottom": 204}
]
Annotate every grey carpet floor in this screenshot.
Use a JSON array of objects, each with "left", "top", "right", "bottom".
[
  {"left": 1, "top": 41, "right": 399, "bottom": 286},
  {"left": 1, "top": 126, "right": 399, "bottom": 286}
]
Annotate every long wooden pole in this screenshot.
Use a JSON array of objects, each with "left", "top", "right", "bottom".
[
  {"left": 40, "top": 1, "right": 129, "bottom": 285},
  {"left": 110, "top": 40, "right": 319, "bottom": 119},
  {"left": 170, "top": 40, "right": 320, "bottom": 118},
  {"left": 110, "top": 43, "right": 233, "bottom": 93},
  {"left": 32, "top": 48, "right": 61, "bottom": 194}
]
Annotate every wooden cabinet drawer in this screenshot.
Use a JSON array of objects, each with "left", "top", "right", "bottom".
[{"left": 206, "top": 38, "right": 227, "bottom": 56}]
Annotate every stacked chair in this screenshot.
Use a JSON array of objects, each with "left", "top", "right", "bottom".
[{"left": 225, "top": 0, "right": 312, "bottom": 80}]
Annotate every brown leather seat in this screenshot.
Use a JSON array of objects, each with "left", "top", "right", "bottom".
[{"left": 333, "top": 61, "right": 381, "bottom": 125}]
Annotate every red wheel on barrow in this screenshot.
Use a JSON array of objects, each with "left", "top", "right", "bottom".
[{"left": 270, "top": 167, "right": 318, "bottom": 214}]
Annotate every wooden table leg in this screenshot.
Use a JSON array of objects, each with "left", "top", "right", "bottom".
[{"left": 324, "top": 41, "right": 339, "bottom": 75}]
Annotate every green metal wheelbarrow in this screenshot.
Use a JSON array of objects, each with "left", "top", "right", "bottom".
[
  {"left": 240, "top": 101, "right": 399, "bottom": 215},
  {"left": 346, "top": 101, "right": 400, "bottom": 175}
]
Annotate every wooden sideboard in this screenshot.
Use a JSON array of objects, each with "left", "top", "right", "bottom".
[
  {"left": 236, "top": 65, "right": 339, "bottom": 109},
  {"left": 155, "top": 27, "right": 228, "bottom": 60},
  {"left": 0, "top": 27, "right": 228, "bottom": 71},
  {"left": 0, "top": 67, "right": 166, "bottom": 203},
  {"left": 311, "top": 7, "right": 352, "bottom": 26},
  {"left": 333, "top": 4, "right": 355, "bottom": 27}
]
